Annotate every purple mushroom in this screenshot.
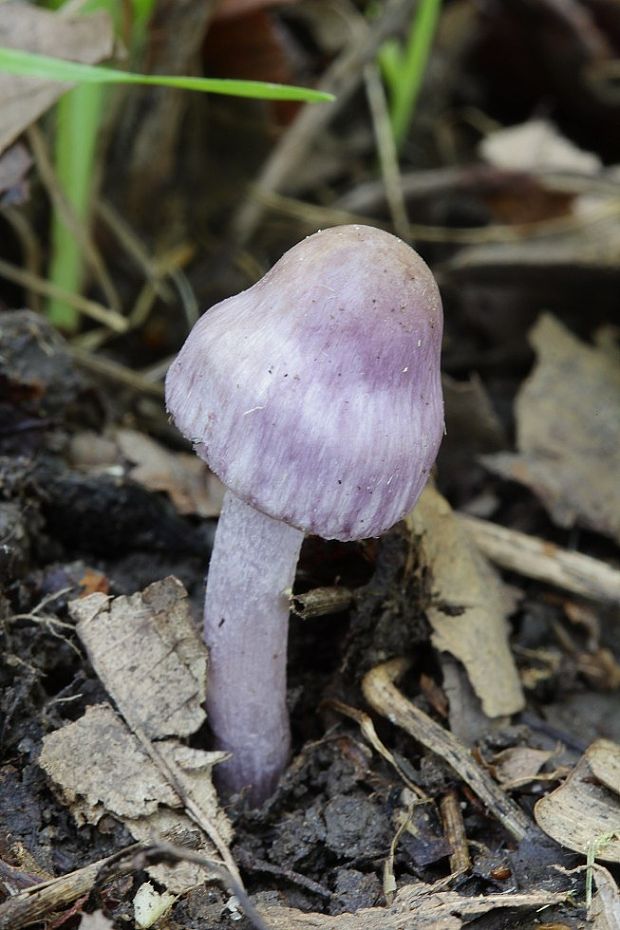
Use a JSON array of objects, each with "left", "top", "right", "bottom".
[{"left": 165, "top": 225, "right": 444, "bottom": 806}]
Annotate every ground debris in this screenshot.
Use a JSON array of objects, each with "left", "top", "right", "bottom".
[
  {"left": 409, "top": 486, "right": 524, "bottom": 717},
  {"left": 535, "top": 739, "right": 620, "bottom": 862},
  {"left": 258, "top": 881, "right": 572, "bottom": 930},
  {"left": 38, "top": 577, "right": 235, "bottom": 893},
  {"left": 484, "top": 314, "right": 620, "bottom": 544},
  {"left": 0, "top": 5, "right": 114, "bottom": 154}
]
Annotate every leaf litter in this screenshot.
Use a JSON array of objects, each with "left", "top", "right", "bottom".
[{"left": 39, "top": 577, "right": 235, "bottom": 893}]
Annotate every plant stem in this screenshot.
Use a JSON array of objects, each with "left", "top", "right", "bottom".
[
  {"left": 204, "top": 490, "right": 303, "bottom": 806},
  {"left": 48, "top": 84, "right": 104, "bottom": 330}
]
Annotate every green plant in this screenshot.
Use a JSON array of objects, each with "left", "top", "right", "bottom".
[
  {"left": 377, "top": 0, "right": 442, "bottom": 150},
  {"left": 0, "top": 39, "right": 333, "bottom": 330}
]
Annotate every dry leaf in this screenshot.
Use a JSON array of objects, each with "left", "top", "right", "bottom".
[
  {"left": 0, "top": 6, "right": 114, "bottom": 154},
  {"left": 39, "top": 703, "right": 180, "bottom": 822},
  {"left": 116, "top": 428, "right": 224, "bottom": 517},
  {"left": 492, "top": 746, "right": 555, "bottom": 789},
  {"left": 535, "top": 740, "right": 620, "bottom": 862},
  {"left": 70, "top": 577, "right": 206, "bottom": 739},
  {"left": 483, "top": 314, "right": 620, "bottom": 544},
  {"left": 40, "top": 578, "right": 235, "bottom": 893},
  {"left": 480, "top": 119, "right": 602, "bottom": 174},
  {"left": 409, "top": 486, "right": 524, "bottom": 717},
  {"left": 590, "top": 864, "right": 620, "bottom": 930},
  {"left": 133, "top": 881, "right": 176, "bottom": 929},
  {"left": 259, "top": 882, "right": 570, "bottom": 929}
]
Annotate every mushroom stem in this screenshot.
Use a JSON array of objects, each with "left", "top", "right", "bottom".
[{"left": 204, "top": 489, "right": 303, "bottom": 806}]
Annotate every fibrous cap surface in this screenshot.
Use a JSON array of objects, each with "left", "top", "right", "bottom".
[{"left": 166, "top": 225, "right": 444, "bottom": 540}]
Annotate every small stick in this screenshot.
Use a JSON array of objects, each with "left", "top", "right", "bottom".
[
  {"left": 458, "top": 514, "right": 620, "bottom": 604},
  {"left": 70, "top": 347, "right": 165, "bottom": 396},
  {"left": 0, "top": 842, "right": 271, "bottom": 930},
  {"left": 440, "top": 790, "right": 471, "bottom": 873},
  {"left": 229, "top": 0, "right": 419, "bottom": 246},
  {"left": 290, "top": 586, "right": 353, "bottom": 620},
  {"left": 362, "top": 659, "right": 531, "bottom": 841},
  {"left": 0, "top": 258, "right": 128, "bottom": 332},
  {"left": 363, "top": 63, "right": 411, "bottom": 243}
]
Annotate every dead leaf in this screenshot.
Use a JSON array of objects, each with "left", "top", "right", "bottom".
[
  {"left": 70, "top": 577, "right": 206, "bottom": 739},
  {"left": 480, "top": 118, "right": 602, "bottom": 174},
  {"left": 258, "top": 882, "right": 570, "bottom": 929},
  {"left": 535, "top": 740, "right": 620, "bottom": 862},
  {"left": 116, "top": 428, "right": 224, "bottom": 517},
  {"left": 589, "top": 864, "right": 620, "bottom": 930},
  {"left": 409, "top": 486, "right": 524, "bottom": 717},
  {"left": 492, "top": 746, "right": 556, "bottom": 789},
  {"left": 0, "top": 6, "right": 114, "bottom": 154},
  {"left": 483, "top": 314, "right": 620, "bottom": 544},
  {"left": 39, "top": 704, "right": 180, "bottom": 822},
  {"left": 40, "top": 578, "right": 236, "bottom": 894}
]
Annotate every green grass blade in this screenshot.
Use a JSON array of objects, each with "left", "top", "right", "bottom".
[
  {"left": 387, "top": 0, "right": 442, "bottom": 149},
  {"left": 0, "top": 48, "right": 335, "bottom": 102}
]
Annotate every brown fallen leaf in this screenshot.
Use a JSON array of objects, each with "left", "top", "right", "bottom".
[
  {"left": 492, "top": 745, "right": 558, "bottom": 789},
  {"left": 408, "top": 486, "right": 524, "bottom": 717},
  {"left": 40, "top": 578, "right": 237, "bottom": 893},
  {"left": 0, "top": 6, "right": 114, "bottom": 154},
  {"left": 116, "top": 428, "right": 224, "bottom": 517},
  {"left": 535, "top": 739, "right": 620, "bottom": 862},
  {"left": 589, "top": 864, "right": 620, "bottom": 930},
  {"left": 483, "top": 314, "right": 620, "bottom": 544},
  {"left": 259, "top": 882, "right": 571, "bottom": 930}
]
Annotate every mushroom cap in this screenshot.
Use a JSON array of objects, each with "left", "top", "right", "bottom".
[{"left": 165, "top": 225, "right": 444, "bottom": 541}]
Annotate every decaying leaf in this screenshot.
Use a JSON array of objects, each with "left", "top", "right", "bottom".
[
  {"left": 258, "top": 882, "right": 571, "bottom": 930},
  {"left": 69, "top": 428, "right": 225, "bottom": 517},
  {"left": 40, "top": 578, "right": 234, "bottom": 893},
  {"left": 480, "top": 118, "right": 602, "bottom": 174},
  {"left": 492, "top": 745, "right": 559, "bottom": 789},
  {"left": 409, "top": 486, "right": 524, "bottom": 717},
  {"left": 589, "top": 864, "right": 620, "bottom": 930},
  {"left": 39, "top": 703, "right": 180, "bottom": 822},
  {"left": 0, "top": 6, "right": 114, "bottom": 154},
  {"left": 535, "top": 740, "right": 620, "bottom": 862},
  {"left": 484, "top": 314, "right": 620, "bottom": 544},
  {"left": 71, "top": 576, "right": 206, "bottom": 739}
]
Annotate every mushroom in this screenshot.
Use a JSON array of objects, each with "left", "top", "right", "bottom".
[{"left": 165, "top": 225, "right": 444, "bottom": 806}]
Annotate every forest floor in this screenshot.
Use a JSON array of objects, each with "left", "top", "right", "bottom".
[{"left": 1, "top": 2, "right": 619, "bottom": 929}]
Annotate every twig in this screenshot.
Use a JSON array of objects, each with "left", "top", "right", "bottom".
[
  {"left": 459, "top": 514, "right": 620, "bottom": 604},
  {"left": 229, "top": 0, "right": 420, "bottom": 246},
  {"left": 363, "top": 63, "right": 410, "bottom": 242},
  {"left": 327, "top": 698, "right": 428, "bottom": 799},
  {"left": 440, "top": 790, "right": 471, "bottom": 873},
  {"left": 0, "top": 842, "right": 272, "bottom": 930},
  {"left": 290, "top": 586, "right": 353, "bottom": 620},
  {"left": 27, "top": 126, "right": 122, "bottom": 316},
  {"left": 0, "top": 258, "right": 128, "bottom": 332},
  {"left": 70, "top": 347, "right": 165, "bottom": 396},
  {"left": 362, "top": 659, "right": 531, "bottom": 841}
]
